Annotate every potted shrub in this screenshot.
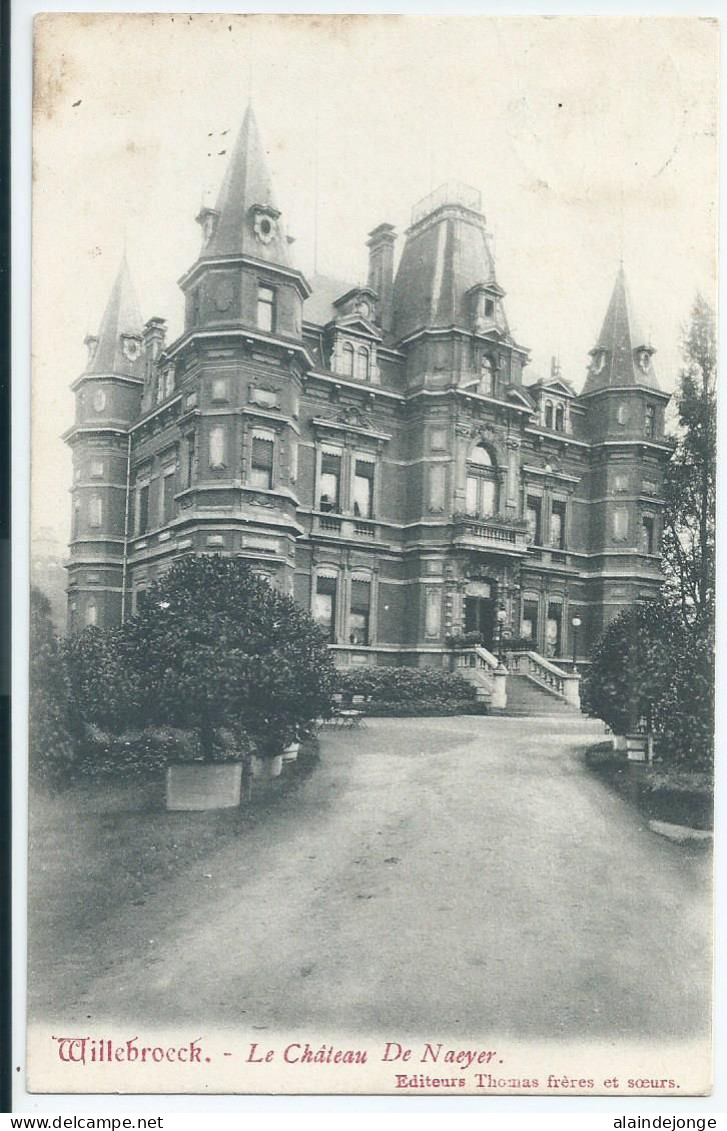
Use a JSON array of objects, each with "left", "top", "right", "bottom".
[{"left": 64, "top": 557, "right": 336, "bottom": 810}]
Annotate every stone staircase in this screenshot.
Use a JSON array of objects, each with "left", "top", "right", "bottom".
[{"left": 503, "top": 673, "right": 581, "bottom": 717}]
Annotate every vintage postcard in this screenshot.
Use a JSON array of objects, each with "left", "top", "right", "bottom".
[{"left": 27, "top": 14, "right": 718, "bottom": 1096}]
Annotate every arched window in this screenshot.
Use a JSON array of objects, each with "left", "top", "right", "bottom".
[
  {"left": 465, "top": 443, "right": 498, "bottom": 517},
  {"left": 355, "top": 346, "right": 370, "bottom": 382},
  {"left": 341, "top": 342, "right": 354, "bottom": 377},
  {"left": 554, "top": 404, "right": 565, "bottom": 433},
  {"left": 544, "top": 402, "right": 554, "bottom": 429},
  {"left": 469, "top": 442, "right": 493, "bottom": 468}
]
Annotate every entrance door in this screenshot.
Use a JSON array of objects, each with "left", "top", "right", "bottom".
[{"left": 464, "top": 596, "right": 496, "bottom": 648}]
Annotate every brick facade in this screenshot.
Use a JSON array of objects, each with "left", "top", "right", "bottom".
[{"left": 65, "top": 106, "right": 673, "bottom": 665}]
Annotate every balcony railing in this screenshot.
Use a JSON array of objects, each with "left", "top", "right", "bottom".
[{"left": 451, "top": 513, "right": 529, "bottom": 550}]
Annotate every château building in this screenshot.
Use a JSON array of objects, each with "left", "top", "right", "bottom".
[{"left": 65, "top": 104, "right": 673, "bottom": 670}]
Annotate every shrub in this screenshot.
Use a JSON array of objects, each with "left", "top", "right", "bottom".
[
  {"left": 335, "top": 666, "right": 477, "bottom": 704},
  {"left": 64, "top": 557, "right": 336, "bottom": 761},
  {"left": 582, "top": 601, "right": 714, "bottom": 771},
  {"left": 29, "top": 587, "right": 76, "bottom": 786},
  {"left": 362, "top": 699, "right": 488, "bottom": 717}
]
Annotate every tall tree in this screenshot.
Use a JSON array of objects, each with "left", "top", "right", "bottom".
[{"left": 662, "top": 294, "right": 716, "bottom": 625}]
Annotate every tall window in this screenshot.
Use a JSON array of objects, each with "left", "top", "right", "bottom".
[
  {"left": 355, "top": 347, "right": 370, "bottom": 382},
  {"left": 72, "top": 500, "right": 80, "bottom": 538},
  {"left": 185, "top": 433, "right": 196, "bottom": 488},
  {"left": 644, "top": 405, "right": 655, "bottom": 438},
  {"left": 546, "top": 603, "right": 562, "bottom": 657},
  {"left": 257, "top": 284, "right": 276, "bottom": 332},
  {"left": 89, "top": 495, "right": 103, "bottom": 529},
  {"left": 479, "top": 357, "right": 494, "bottom": 396},
  {"left": 465, "top": 443, "right": 497, "bottom": 516},
  {"left": 85, "top": 602, "right": 98, "bottom": 628},
  {"left": 642, "top": 516, "right": 655, "bottom": 554},
  {"left": 319, "top": 452, "right": 341, "bottom": 512},
  {"left": 162, "top": 472, "right": 176, "bottom": 524},
  {"left": 544, "top": 402, "right": 554, "bottom": 429},
  {"left": 341, "top": 343, "right": 354, "bottom": 377},
  {"left": 353, "top": 459, "right": 375, "bottom": 518},
  {"left": 250, "top": 431, "right": 275, "bottom": 490},
  {"left": 554, "top": 405, "right": 565, "bottom": 433},
  {"left": 349, "top": 578, "right": 371, "bottom": 645},
  {"left": 550, "top": 500, "right": 566, "bottom": 549},
  {"left": 521, "top": 598, "right": 539, "bottom": 643},
  {"left": 527, "top": 496, "right": 542, "bottom": 544},
  {"left": 209, "top": 425, "right": 227, "bottom": 470},
  {"left": 617, "top": 402, "right": 627, "bottom": 426},
  {"left": 314, "top": 575, "right": 337, "bottom": 641},
  {"left": 137, "top": 484, "right": 150, "bottom": 534}
]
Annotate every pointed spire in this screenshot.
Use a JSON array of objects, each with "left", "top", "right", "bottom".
[
  {"left": 583, "top": 265, "right": 659, "bottom": 392},
  {"left": 86, "top": 253, "right": 144, "bottom": 377},
  {"left": 201, "top": 104, "right": 291, "bottom": 265}
]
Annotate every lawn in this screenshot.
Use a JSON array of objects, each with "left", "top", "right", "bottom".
[
  {"left": 27, "top": 747, "right": 320, "bottom": 1014},
  {"left": 584, "top": 742, "right": 713, "bottom": 831}
]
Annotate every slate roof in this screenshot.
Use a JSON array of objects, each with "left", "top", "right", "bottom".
[
  {"left": 202, "top": 104, "right": 291, "bottom": 267},
  {"left": 303, "top": 274, "right": 356, "bottom": 326},
  {"left": 583, "top": 265, "right": 660, "bottom": 392},
  {"left": 392, "top": 196, "right": 507, "bottom": 343},
  {"left": 86, "top": 254, "right": 144, "bottom": 377}
]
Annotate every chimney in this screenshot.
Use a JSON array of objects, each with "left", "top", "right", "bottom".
[
  {"left": 143, "top": 317, "right": 167, "bottom": 380},
  {"left": 366, "top": 223, "right": 397, "bottom": 334}
]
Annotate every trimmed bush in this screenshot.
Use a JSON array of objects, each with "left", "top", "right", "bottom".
[
  {"left": 64, "top": 556, "right": 336, "bottom": 761},
  {"left": 581, "top": 601, "right": 714, "bottom": 771},
  {"left": 335, "top": 666, "right": 477, "bottom": 704},
  {"left": 362, "top": 699, "right": 488, "bottom": 717}
]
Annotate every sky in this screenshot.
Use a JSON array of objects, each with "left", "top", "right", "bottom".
[{"left": 31, "top": 14, "right": 719, "bottom": 547}]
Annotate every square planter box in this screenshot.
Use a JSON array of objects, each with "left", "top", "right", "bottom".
[{"left": 166, "top": 762, "right": 242, "bottom": 811}]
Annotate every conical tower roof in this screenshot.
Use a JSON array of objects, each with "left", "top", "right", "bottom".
[
  {"left": 202, "top": 104, "right": 291, "bottom": 266},
  {"left": 86, "top": 253, "right": 144, "bottom": 377},
  {"left": 583, "top": 265, "right": 659, "bottom": 392}
]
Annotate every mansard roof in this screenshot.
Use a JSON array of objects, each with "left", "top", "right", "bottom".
[
  {"left": 392, "top": 184, "right": 507, "bottom": 344},
  {"left": 201, "top": 104, "right": 291, "bottom": 267},
  {"left": 86, "top": 253, "right": 144, "bottom": 377},
  {"left": 583, "top": 265, "right": 660, "bottom": 392}
]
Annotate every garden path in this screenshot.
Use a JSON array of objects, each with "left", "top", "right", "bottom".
[{"left": 33, "top": 715, "right": 711, "bottom": 1041}]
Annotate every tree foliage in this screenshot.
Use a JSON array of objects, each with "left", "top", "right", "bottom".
[
  {"left": 582, "top": 600, "right": 713, "bottom": 770},
  {"left": 662, "top": 294, "right": 716, "bottom": 625},
  {"left": 30, "top": 586, "right": 76, "bottom": 784},
  {"left": 64, "top": 557, "right": 336, "bottom": 758}
]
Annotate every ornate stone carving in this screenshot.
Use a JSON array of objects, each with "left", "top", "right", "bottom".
[{"left": 333, "top": 406, "right": 372, "bottom": 428}]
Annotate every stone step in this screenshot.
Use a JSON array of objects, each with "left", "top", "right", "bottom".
[{"left": 503, "top": 673, "right": 579, "bottom": 717}]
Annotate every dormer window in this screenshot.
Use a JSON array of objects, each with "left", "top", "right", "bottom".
[
  {"left": 341, "top": 343, "right": 354, "bottom": 377},
  {"left": 355, "top": 347, "right": 370, "bottom": 382},
  {"left": 636, "top": 347, "right": 653, "bottom": 375},
  {"left": 196, "top": 205, "right": 220, "bottom": 248},
  {"left": 121, "top": 334, "right": 142, "bottom": 362},
  {"left": 485, "top": 299, "right": 494, "bottom": 318},
  {"left": 592, "top": 349, "right": 606, "bottom": 374},
  {"left": 251, "top": 204, "right": 280, "bottom": 246}
]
